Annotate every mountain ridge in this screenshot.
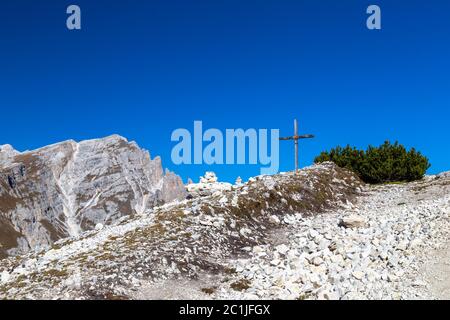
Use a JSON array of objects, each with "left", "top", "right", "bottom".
[{"left": 0, "top": 135, "right": 186, "bottom": 258}]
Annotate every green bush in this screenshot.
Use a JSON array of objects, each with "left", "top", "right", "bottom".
[{"left": 314, "top": 141, "right": 430, "bottom": 184}]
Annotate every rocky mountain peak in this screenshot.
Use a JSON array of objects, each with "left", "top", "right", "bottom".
[
  {"left": 0, "top": 135, "right": 186, "bottom": 258},
  {"left": 0, "top": 145, "right": 20, "bottom": 165}
]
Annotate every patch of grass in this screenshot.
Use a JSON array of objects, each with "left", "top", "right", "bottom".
[
  {"left": 84, "top": 289, "right": 129, "bottom": 300},
  {"left": 7, "top": 274, "right": 28, "bottom": 289},
  {"left": 223, "top": 267, "right": 237, "bottom": 275},
  {"left": 201, "top": 287, "right": 217, "bottom": 295},
  {"left": 230, "top": 279, "right": 251, "bottom": 291},
  {"left": 40, "top": 268, "right": 69, "bottom": 283},
  {"left": 297, "top": 293, "right": 312, "bottom": 300},
  {"left": 103, "top": 292, "right": 129, "bottom": 300}
]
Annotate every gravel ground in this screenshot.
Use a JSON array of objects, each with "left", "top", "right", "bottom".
[{"left": 210, "top": 174, "right": 450, "bottom": 300}]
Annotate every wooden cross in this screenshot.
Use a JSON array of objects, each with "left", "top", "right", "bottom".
[{"left": 279, "top": 119, "right": 315, "bottom": 173}]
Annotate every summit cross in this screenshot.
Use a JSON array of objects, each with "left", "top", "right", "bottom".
[{"left": 279, "top": 119, "right": 315, "bottom": 173}]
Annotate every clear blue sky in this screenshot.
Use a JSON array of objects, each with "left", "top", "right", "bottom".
[{"left": 0, "top": 1, "right": 449, "bottom": 182}]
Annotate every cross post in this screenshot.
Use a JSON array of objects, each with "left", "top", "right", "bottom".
[{"left": 279, "top": 119, "right": 315, "bottom": 173}]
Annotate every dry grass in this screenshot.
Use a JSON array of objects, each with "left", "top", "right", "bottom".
[
  {"left": 0, "top": 218, "right": 22, "bottom": 259},
  {"left": 230, "top": 279, "right": 251, "bottom": 291},
  {"left": 201, "top": 287, "right": 217, "bottom": 295}
]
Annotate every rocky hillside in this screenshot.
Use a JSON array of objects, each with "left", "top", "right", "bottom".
[
  {"left": 0, "top": 161, "right": 449, "bottom": 300},
  {"left": 0, "top": 162, "right": 362, "bottom": 299},
  {"left": 0, "top": 135, "right": 186, "bottom": 258}
]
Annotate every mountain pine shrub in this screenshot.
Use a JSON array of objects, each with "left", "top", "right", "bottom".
[{"left": 314, "top": 141, "right": 430, "bottom": 184}]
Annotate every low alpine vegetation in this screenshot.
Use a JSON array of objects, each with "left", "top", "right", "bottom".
[{"left": 314, "top": 141, "right": 430, "bottom": 184}]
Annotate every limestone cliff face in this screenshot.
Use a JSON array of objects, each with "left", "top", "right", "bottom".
[{"left": 0, "top": 135, "right": 186, "bottom": 258}]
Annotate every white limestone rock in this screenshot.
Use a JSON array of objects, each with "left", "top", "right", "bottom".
[
  {"left": 186, "top": 171, "right": 233, "bottom": 198},
  {"left": 339, "top": 215, "right": 367, "bottom": 229}
]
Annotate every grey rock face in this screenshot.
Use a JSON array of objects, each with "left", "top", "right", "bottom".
[{"left": 0, "top": 135, "right": 186, "bottom": 258}]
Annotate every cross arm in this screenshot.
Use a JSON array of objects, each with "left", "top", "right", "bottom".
[{"left": 279, "top": 134, "right": 315, "bottom": 141}]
